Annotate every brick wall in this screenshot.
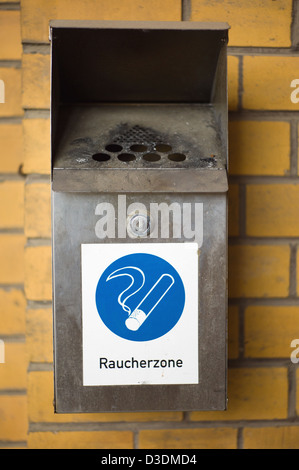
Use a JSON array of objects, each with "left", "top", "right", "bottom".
[{"left": 0, "top": 0, "right": 298, "bottom": 449}]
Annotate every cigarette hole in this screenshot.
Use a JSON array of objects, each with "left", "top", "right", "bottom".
[
  {"left": 168, "top": 153, "right": 186, "bottom": 162},
  {"left": 118, "top": 153, "right": 136, "bottom": 162},
  {"left": 92, "top": 153, "right": 111, "bottom": 162},
  {"left": 143, "top": 153, "right": 161, "bottom": 162}
]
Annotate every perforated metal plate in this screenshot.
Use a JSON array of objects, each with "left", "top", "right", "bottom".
[{"left": 52, "top": 104, "right": 228, "bottom": 192}]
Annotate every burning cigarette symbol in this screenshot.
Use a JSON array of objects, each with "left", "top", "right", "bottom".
[{"left": 106, "top": 267, "right": 175, "bottom": 331}]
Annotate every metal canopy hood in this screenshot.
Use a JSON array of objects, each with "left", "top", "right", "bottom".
[{"left": 50, "top": 20, "right": 229, "bottom": 193}]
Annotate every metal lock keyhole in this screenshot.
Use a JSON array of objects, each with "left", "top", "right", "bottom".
[{"left": 129, "top": 214, "right": 151, "bottom": 237}]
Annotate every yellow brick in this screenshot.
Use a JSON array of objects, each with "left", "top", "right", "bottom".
[
  {"left": 191, "top": 0, "right": 292, "bottom": 47},
  {"left": 0, "top": 343, "right": 27, "bottom": 389},
  {"left": 228, "top": 183, "right": 239, "bottom": 236},
  {"left": 0, "top": 124, "right": 23, "bottom": 173},
  {"left": 139, "top": 428, "right": 237, "bottom": 449},
  {"left": 229, "top": 121, "right": 290, "bottom": 176},
  {"left": 22, "top": 54, "right": 50, "bottom": 109},
  {"left": 22, "top": 118, "right": 50, "bottom": 174},
  {"left": 24, "top": 245, "right": 52, "bottom": 301},
  {"left": 0, "top": 234, "right": 25, "bottom": 284},
  {"left": 0, "top": 395, "right": 27, "bottom": 441},
  {"left": 0, "top": 181, "right": 24, "bottom": 228},
  {"left": 228, "top": 55, "right": 239, "bottom": 111},
  {"left": 0, "top": 68, "right": 22, "bottom": 117},
  {"left": 21, "top": 0, "right": 181, "bottom": 43},
  {"left": 25, "top": 182, "right": 51, "bottom": 237},
  {"left": 229, "top": 245, "right": 289, "bottom": 298},
  {"left": 245, "top": 306, "right": 299, "bottom": 358},
  {"left": 0, "top": 11, "right": 21, "bottom": 60},
  {"left": 190, "top": 368, "right": 288, "bottom": 421},
  {"left": 228, "top": 305, "right": 239, "bottom": 359},
  {"left": 0, "top": 289, "right": 26, "bottom": 335},
  {"left": 297, "top": 369, "right": 299, "bottom": 414},
  {"left": 244, "top": 427, "right": 299, "bottom": 449},
  {"left": 243, "top": 56, "right": 299, "bottom": 110},
  {"left": 28, "top": 430, "right": 133, "bottom": 449},
  {"left": 26, "top": 308, "right": 52, "bottom": 362},
  {"left": 247, "top": 185, "right": 299, "bottom": 237},
  {"left": 28, "top": 370, "right": 182, "bottom": 423}
]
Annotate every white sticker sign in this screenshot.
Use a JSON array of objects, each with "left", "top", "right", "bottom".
[{"left": 81, "top": 243, "right": 199, "bottom": 386}]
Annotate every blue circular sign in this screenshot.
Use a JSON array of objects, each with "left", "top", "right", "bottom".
[{"left": 95, "top": 253, "right": 185, "bottom": 342}]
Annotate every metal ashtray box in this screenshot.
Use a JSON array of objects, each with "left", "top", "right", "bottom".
[{"left": 50, "top": 20, "right": 229, "bottom": 413}]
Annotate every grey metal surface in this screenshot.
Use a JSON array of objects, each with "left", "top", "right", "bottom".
[
  {"left": 50, "top": 20, "right": 230, "bottom": 33},
  {"left": 53, "top": 168, "right": 228, "bottom": 193},
  {"left": 52, "top": 104, "right": 228, "bottom": 192},
  {"left": 50, "top": 22, "right": 228, "bottom": 105},
  {"left": 52, "top": 192, "right": 227, "bottom": 413},
  {"left": 55, "top": 105, "right": 225, "bottom": 169},
  {"left": 50, "top": 20, "right": 228, "bottom": 413}
]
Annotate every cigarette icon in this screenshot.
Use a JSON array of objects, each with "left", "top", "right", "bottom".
[
  {"left": 125, "top": 274, "right": 175, "bottom": 331},
  {"left": 106, "top": 267, "right": 175, "bottom": 331}
]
